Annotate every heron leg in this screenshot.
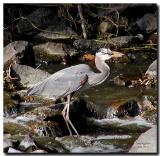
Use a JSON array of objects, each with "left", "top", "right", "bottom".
[
  {"left": 66, "top": 95, "right": 79, "bottom": 136},
  {"left": 62, "top": 102, "right": 72, "bottom": 136}
]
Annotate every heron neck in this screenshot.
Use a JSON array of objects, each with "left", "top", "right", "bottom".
[{"left": 89, "top": 56, "right": 110, "bottom": 86}]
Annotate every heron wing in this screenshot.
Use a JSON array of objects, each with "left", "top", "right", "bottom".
[{"left": 27, "top": 66, "right": 89, "bottom": 99}]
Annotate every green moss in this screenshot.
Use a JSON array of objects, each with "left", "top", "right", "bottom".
[{"left": 4, "top": 123, "right": 30, "bottom": 135}]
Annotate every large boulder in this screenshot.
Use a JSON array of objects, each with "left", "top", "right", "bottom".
[
  {"left": 129, "top": 127, "right": 157, "bottom": 153},
  {"left": 33, "top": 42, "right": 78, "bottom": 63},
  {"left": 132, "top": 13, "right": 157, "bottom": 34},
  {"left": 4, "top": 41, "right": 35, "bottom": 68},
  {"left": 16, "top": 8, "right": 55, "bottom": 34}
]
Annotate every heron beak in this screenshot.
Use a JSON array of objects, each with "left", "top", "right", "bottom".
[{"left": 111, "top": 51, "right": 124, "bottom": 58}]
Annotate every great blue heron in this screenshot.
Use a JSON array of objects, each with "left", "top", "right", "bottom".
[{"left": 27, "top": 48, "right": 123, "bottom": 136}]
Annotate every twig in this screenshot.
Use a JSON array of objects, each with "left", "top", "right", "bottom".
[{"left": 77, "top": 5, "right": 87, "bottom": 39}]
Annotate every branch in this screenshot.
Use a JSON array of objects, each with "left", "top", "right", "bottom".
[{"left": 77, "top": 5, "right": 87, "bottom": 39}]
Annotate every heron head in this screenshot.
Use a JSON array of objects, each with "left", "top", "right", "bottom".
[
  {"left": 96, "top": 48, "right": 124, "bottom": 61},
  {"left": 96, "top": 48, "right": 112, "bottom": 61}
]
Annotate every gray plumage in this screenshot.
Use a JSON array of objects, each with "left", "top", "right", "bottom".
[
  {"left": 27, "top": 48, "right": 111, "bottom": 99},
  {"left": 27, "top": 64, "right": 90, "bottom": 99},
  {"left": 27, "top": 48, "right": 114, "bottom": 136}
]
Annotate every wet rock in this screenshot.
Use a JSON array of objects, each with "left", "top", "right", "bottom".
[
  {"left": 86, "top": 116, "right": 151, "bottom": 134},
  {"left": 35, "top": 136, "right": 67, "bottom": 153},
  {"left": 31, "top": 149, "right": 47, "bottom": 153},
  {"left": 129, "top": 126, "right": 157, "bottom": 153},
  {"left": 132, "top": 13, "right": 157, "bottom": 34},
  {"left": 55, "top": 136, "right": 87, "bottom": 152},
  {"left": 16, "top": 8, "right": 55, "bottom": 34},
  {"left": 28, "top": 120, "right": 62, "bottom": 137},
  {"left": 18, "top": 134, "right": 37, "bottom": 152},
  {"left": 4, "top": 41, "right": 35, "bottom": 68},
  {"left": 55, "top": 135, "right": 125, "bottom": 153},
  {"left": 3, "top": 134, "right": 13, "bottom": 152},
  {"left": 7, "top": 147, "right": 23, "bottom": 153},
  {"left": 11, "top": 64, "right": 50, "bottom": 87},
  {"left": 140, "top": 96, "right": 153, "bottom": 111},
  {"left": 116, "top": 100, "right": 140, "bottom": 118}
]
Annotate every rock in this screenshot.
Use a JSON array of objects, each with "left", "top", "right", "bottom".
[
  {"left": 34, "top": 24, "right": 78, "bottom": 42},
  {"left": 129, "top": 127, "right": 157, "bottom": 153},
  {"left": 11, "top": 64, "right": 50, "bottom": 87},
  {"left": 132, "top": 13, "right": 157, "bottom": 34},
  {"left": 35, "top": 136, "right": 67, "bottom": 153},
  {"left": 55, "top": 136, "right": 87, "bottom": 152},
  {"left": 28, "top": 120, "right": 62, "bottom": 137},
  {"left": 145, "top": 60, "right": 157, "bottom": 79},
  {"left": 33, "top": 42, "right": 77, "bottom": 63},
  {"left": 140, "top": 96, "right": 153, "bottom": 111},
  {"left": 8, "top": 147, "right": 23, "bottom": 153},
  {"left": 116, "top": 100, "right": 140, "bottom": 118},
  {"left": 86, "top": 116, "right": 152, "bottom": 134},
  {"left": 16, "top": 8, "right": 55, "bottom": 34},
  {"left": 3, "top": 134, "right": 13, "bottom": 152},
  {"left": 18, "top": 134, "right": 37, "bottom": 152},
  {"left": 4, "top": 41, "right": 35, "bottom": 68},
  {"left": 97, "top": 4, "right": 157, "bottom": 20},
  {"left": 73, "top": 35, "right": 144, "bottom": 51},
  {"left": 107, "top": 34, "right": 144, "bottom": 48},
  {"left": 31, "top": 149, "right": 47, "bottom": 153}
]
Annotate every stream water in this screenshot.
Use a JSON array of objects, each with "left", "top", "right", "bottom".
[{"left": 4, "top": 53, "right": 157, "bottom": 153}]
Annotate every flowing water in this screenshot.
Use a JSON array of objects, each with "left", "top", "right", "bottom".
[{"left": 4, "top": 53, "right": 157, "bottom": 153}]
